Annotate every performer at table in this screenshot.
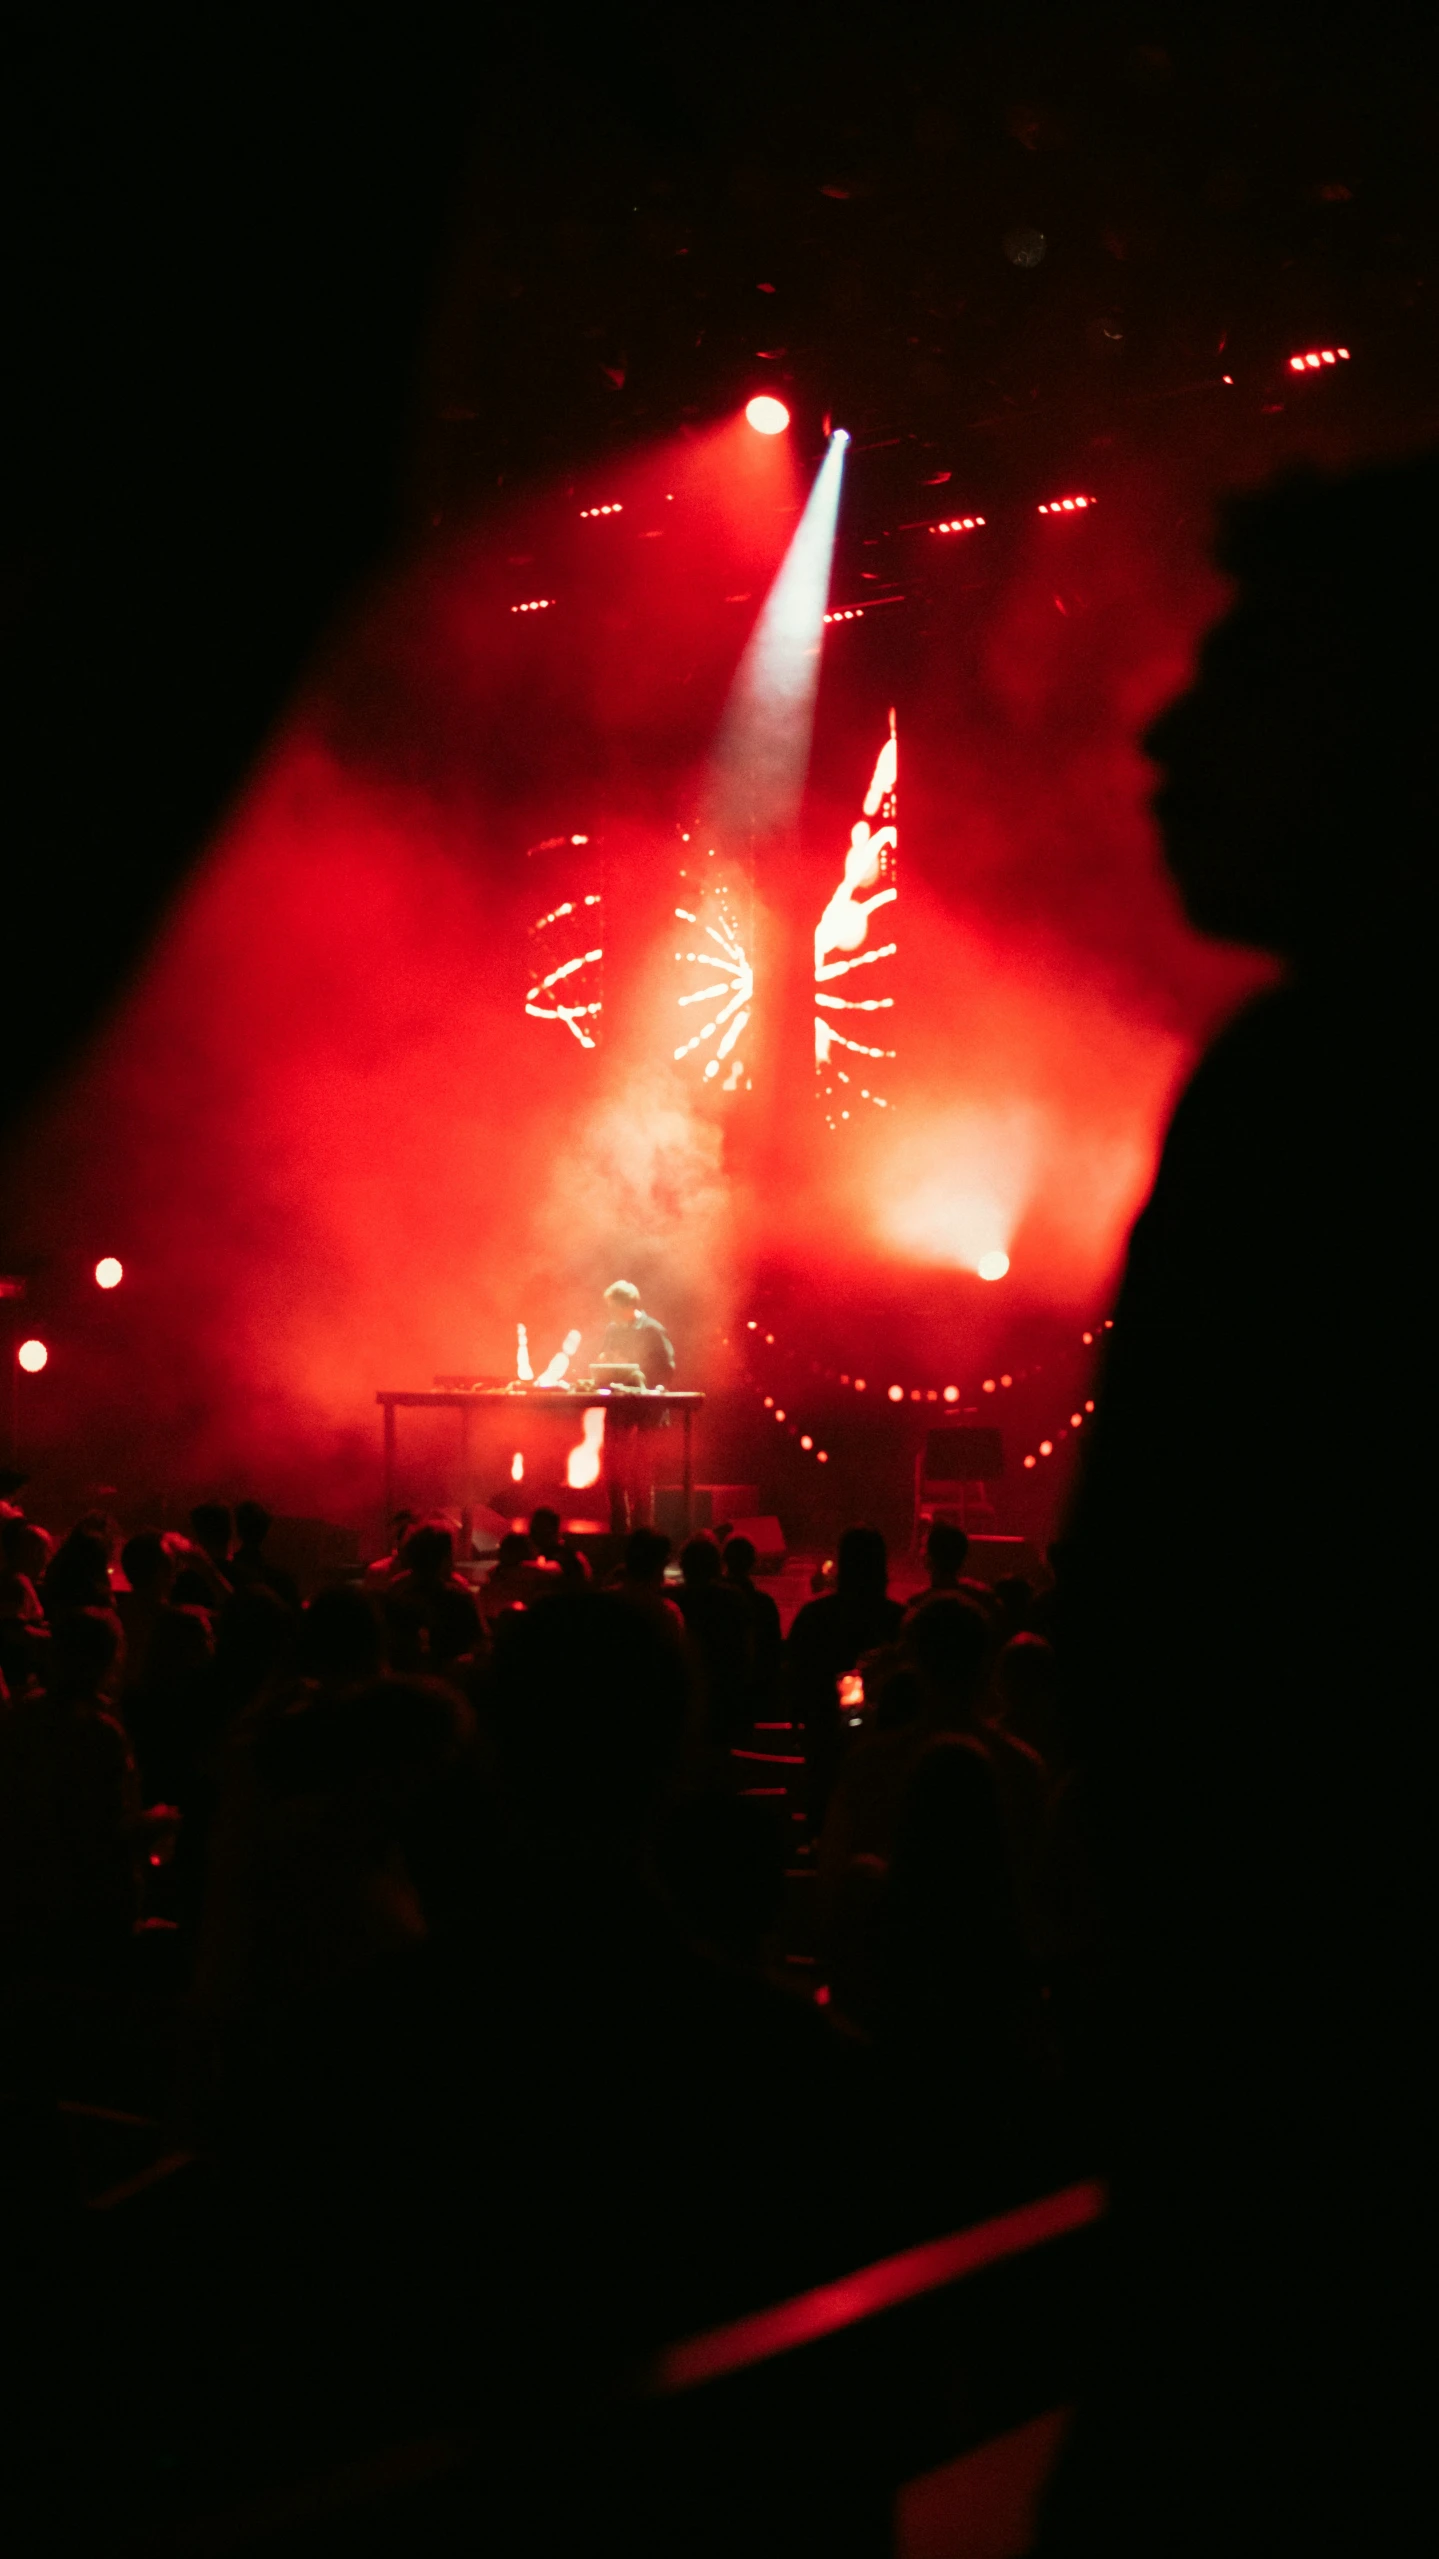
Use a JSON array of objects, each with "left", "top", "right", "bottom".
[{"left": 595, "top": 1280, "right": 674, "bottom": 1531}]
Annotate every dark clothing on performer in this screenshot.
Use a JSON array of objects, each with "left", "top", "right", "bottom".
[
  {"left": 597, "top": 1313, "right": 675, "bottom": 1388},
  {"left": 599, "top": 1311, "right": 675, "bottom": 1530}
]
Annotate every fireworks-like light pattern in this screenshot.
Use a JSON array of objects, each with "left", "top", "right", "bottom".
[
  {"left": 673, "top": 843, "right": 753, "bottom": 1091},
  {"left": 815, "top": 712, "right": 898, "bottom": 1128},
  {"left": 524, "top": 860, "right": 603, "bottom": 1048}
]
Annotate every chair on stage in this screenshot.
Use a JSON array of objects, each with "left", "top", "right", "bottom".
[{"left": 914, "top": 1428, "right": 1004, "bottom": 1551}]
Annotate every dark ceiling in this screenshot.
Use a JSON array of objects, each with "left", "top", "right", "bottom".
[{"left": 6, "top": 6, "right": 1438, "bottom": 1147}]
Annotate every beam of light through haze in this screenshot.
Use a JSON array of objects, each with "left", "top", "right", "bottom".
[{"left": 706, "top": 431, "right": 849, "bottom": 839}]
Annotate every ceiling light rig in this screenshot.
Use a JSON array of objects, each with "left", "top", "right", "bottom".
[
  {"left": 1288, "top": 346, "right": 1350, "bottom": 372},
  {"left": 1037, "top": 495, "right": 1096, "bottom": 515}
]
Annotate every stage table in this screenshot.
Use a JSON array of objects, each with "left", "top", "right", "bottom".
[{"left": 376, "top": 1387, "right": 706, "bottom": 1538}]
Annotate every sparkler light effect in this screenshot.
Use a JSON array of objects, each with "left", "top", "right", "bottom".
[
  {"left": 673, "top": 864, "right": 753, "bottom": 1089},
  {"left": 566, "top": 1405, "right": 605, "bottom": 1489},
  {"left": 816, "top": 713, "right": 898, "bottom": 1127},
  {"left": 525, "top": 861, "right": 603, "bottom": 1047}
]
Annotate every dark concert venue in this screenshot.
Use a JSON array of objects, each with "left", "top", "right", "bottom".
[{"left": 2, "top": 13, "right": 1431, "bottom": 2552}]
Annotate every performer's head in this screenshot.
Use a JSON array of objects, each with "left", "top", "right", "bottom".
[{"left": 603, "top": 1279, "right": 640, "bottom": 1326}]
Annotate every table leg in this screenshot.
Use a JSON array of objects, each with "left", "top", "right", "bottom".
[
  {"left": 682, "top": 1406, "right": 694, "bottom": 1535},
  {"left": 382, "top": 1402, "right": 396, "bottom": 1542}
]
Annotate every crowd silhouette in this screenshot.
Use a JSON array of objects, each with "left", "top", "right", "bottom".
[{"left": 1, "top": 451, "right": 1429, "bottom": 2554}]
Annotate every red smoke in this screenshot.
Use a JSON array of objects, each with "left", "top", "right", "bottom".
[{"left": 7, "top": 426, "right": 1267, "bottom": 1525}]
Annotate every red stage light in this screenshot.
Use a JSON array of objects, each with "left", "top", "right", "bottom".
[
  {"left": 1024, "top": 1453, "right": 1037, "bottom": 1469},
  {"left": 774, "top": 1408, "right": 786, "bottom": 1422},
  {"left": 854, "top": 1379, "right": 866, "bottom": 1392},
  {"left": 18, "top": 1339, "right": 48, "bottom": 1372},
  {"left": 579, "top": 503, "right": 624, "bottom": 517},
  {"left": 981, "top": 1380, "right": 995, "bottom": 1393},
  {"left": 94, "top": 1256, "right": 123, "bottom": 1289},
  {"left": 888, "top": 1384, "right": 904, "bottom": 1402},
  {"left": 1289, "top": 348, "right": 1349, "bottom": 372},
  {"left": 1039, "top": 1439, "right": 1053, "bottom": 1456},
  {"left": 930, "top": 516, "right": 985, "bottom": 535},
  {"left": 945, "top": 1386, "right": 959, "bottom": 1402},
  {"left": 1085, "top": 1400, "right": 1095, "bottom": 1412},
  {"left": 1071, "top": 1413, "right": 1084, "bottom": 1428},
  {"left": 510, "top": 598, "right": 555, "bottom": 614},
  {"left": 745, "top": 395, "right": 790, "bottom": 435},
  {"left": 1000, "top": 1374, "right": 1012, "bottom": 1387},
  {"left": 816, "top": 1450, "right": 828, "bottom": 1463},
  {"left": 1037, "top": 496, "right": 1096, "bottom": 515},
  {"left": 800, "top": 1434, "right": 813, "bottom": 1450},
  {"left": 977, "top": 1250, "right": 1010, "bottom": 1281}
]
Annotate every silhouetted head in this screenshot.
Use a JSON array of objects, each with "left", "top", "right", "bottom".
[
  {"left": 1145, "top": 452, "right": 1439, "bottom": 957},
  {"left": 837, "top": 1525, "right": 888, "bottom": 1597},
  {"left": 48, "top": 1605, "right": 121, "bottom": 1700},
  {"left": 493, "top": 1589, "right": 691, "bottom": 1868},
  {"left": 214, "top": 1582, "right": 298, "bottom": 1701},
  {"left": 994, "top": 1630, "right": 1059, "bottom": 1761},
  {"left": 926, "top": 1519, "right": 969, "bottom": 1582},
  {"left": 903, "top": 1593, "right": 993, "bottom": 1722},
  {"left": 528, "top": 1505, "right": 561, "bottom": 1552},
  {"left": 300, "top": 1584, "right": 385, "bottom": 1685},
  {"left": 189, "top": 1503, "right": 232, "bottom": 1566},
  {"left": 400, "top": 1522, "right": 454, "bottom": 1585},
  {"left": 4, "top": 1517, "right": 54, "bottom": 1579},
  {"left": 722, "top": 1534, "right": 757, "bottom": 1582},
  {"left": 121, "top": 1529, "right": 173, "bottom": 1597},
  {"left": 624, "top": 1526, "right": 671, "bottom": 1585},
  {"left": 680, "top": 1531, "right": 722, "bottom": 1586},
  {"left": 234, "top": 1500, "right": 272, "bottom": 1551},
  {"left": 145, "top": 1603, "right": 215, "bottom": 1681},
  {"left": 43, "top": 1528, "right": 112, "bottom": 1613},
  {"left": 603, "top": 1279, "right": 640, "bottom": 1326},
  {"left": 498, "top": 1531, "right": 535, "bottom": 1570}
]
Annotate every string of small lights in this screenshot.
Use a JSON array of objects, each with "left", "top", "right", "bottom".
[{"left": 728, "top": 1313, "right": 1116, "bottom": 1476}]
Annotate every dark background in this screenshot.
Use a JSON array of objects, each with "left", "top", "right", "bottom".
[{"left": 7, "top": 6, "right": 1438, "bottom": 1141}]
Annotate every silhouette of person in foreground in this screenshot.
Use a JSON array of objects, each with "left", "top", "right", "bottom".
[{"left": 1041, "top": 456, "right": 1433, "bottom": 2557}]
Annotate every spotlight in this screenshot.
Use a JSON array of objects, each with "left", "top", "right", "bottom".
[
  {"left": 944, "top": 1386, "right": 960, "bottom": 1402},
  {"left": 18, "top": 1339, "right": 48, "bottom": 1372},
  {"left": 977, "top": 1250, "right": 1010, "bottom": 1281},
  {"left": 94, "top": 1257, "right": 123, "bottom": 1289},
  {"left": 887, "top": 1384, "right": 904, "bottom": 1402},
  {"left": 1038, "top": 496, "right": 1096, "bottom": 515},
  {"left": 745, "top": 395, "right": 790, "bottom": 435}
]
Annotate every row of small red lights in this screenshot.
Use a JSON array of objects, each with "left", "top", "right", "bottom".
[
  {"left": 930, "top": 514, "right": 985, "bottom": 534},
  {"left": 1018, "top": 1319, "right": 1113, "bottom": 1470},
  {"left": 511, "top": 598, "right": 555, "bottom": 613},
  {"left": 1037, "top": 495, "right": 1096, "bottom": 515},
  {"left": 578, "top": 502, "right": 624, "bottom": 517},
  {"left": 1289, "top": 347, "right": 1349, "bottom": 371},
  {"left": 823, "top": 606, "right": 865, "bottom": 623}
]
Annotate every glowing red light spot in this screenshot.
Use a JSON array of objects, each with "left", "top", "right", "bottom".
[
  {"left": 1071, "top": 1413, "right": 1083, "bottom": 1428},
  {"left": 977, "top": 1250, "right": 1010, "bottom": 1281},
  {"left": 888, "top": 1385, "right": 904, "bottom": 1403},
  {"left": 763, "top": 1395, "right": 774, "bottom": 1408},
  {"left": 745, "top": 395, "right": 790, "bottom": 435},
  {"left": 800, "top": 1435, "right": 813, "bottom": 1450},
  {"left": 1082, "top": 1330, "right": 1093, "bottom": 1344},
  {"left": 765, "top": 1334, "right": 774, "bottom": 1344},
  {"left": 510, "top": 1451, "right": 524, "bottom": 1483},
  {"left": 1039, "top": 1439, "right": 1053, "bottom": 1457},
  {"left": 1085, "top": 1400, "right": 1095, "bottom": 1413},
  {"left": 18, "top": 1339, "right": 48, "bottom": 1373},
  {"left": 854, "top": 1379, "right": 866, "bottom": 1392},
  {"left": 1290, "top": 357, "right": 1305, "bottom": 372},
  {"left": 94, "top": 1257, "right": 123, "bottom": 1289},
  {"left": 816, "top": 1451, "right": 828, "bottom": 1463},
  {"left": 747, "top": 1319, "right": 758, "bottom": 1329},
  {"left": 1023, "top": 1453, "right": 1036, "bottom": 1469},
  {"left": 774, "top": 1409, "right": 786, "bottom": 1423},
  {"left": 944, "top": 1386, "right": 959, "bottom": 1403},
  {"left": 1000, "top": 1375, "right": 1012, "bottom": 1388},
  {"left": 982, "top": 1380, "right": 995, "bottom": 1393}
]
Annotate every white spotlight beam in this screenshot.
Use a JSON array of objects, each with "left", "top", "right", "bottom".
[{"left": 708, "top": 431, "right": 849, "bottom": 836}]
